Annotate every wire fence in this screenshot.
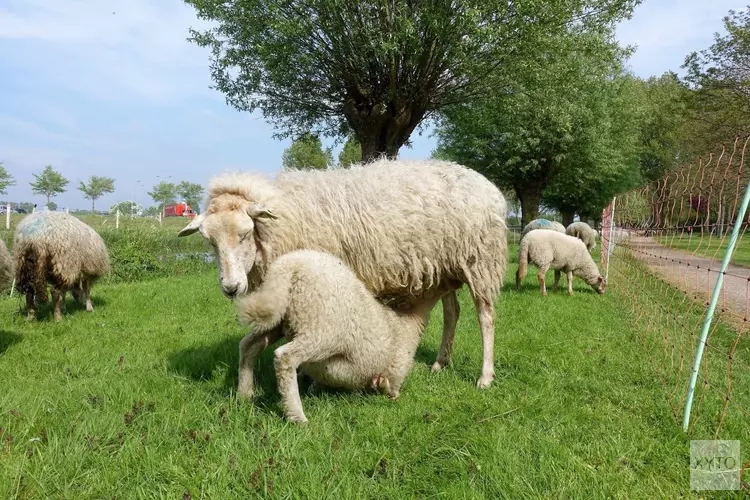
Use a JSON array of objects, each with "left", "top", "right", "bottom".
[{"left": 601, "top": 136, "right": 750, "bottom": 482}]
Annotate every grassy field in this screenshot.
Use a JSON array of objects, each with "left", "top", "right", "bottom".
[
  {"left": 1, "top": 243, "right": 736, "bottom": 498},
  {"left": 657, "top": 232, "right": 750, "bottom": 268}
]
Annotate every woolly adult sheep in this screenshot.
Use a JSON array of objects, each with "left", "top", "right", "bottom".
[
  {"left": 516, "top": 229, "right": 606, "bottom": 296},
  {"left": 235, "top": 250, "right": 455, "bottom": 423},
  {"left": 566, "top": 221, "right": 597, "bottom": 252},
  {"left": 14, "top": 212, "right": 109, "bottom": 321},
  {"left": 520, "top": 218, "right": 566, "bottom": 239},
  {"left": 0, "top": 240, "right": 12, "bottom": 291},
  {"left": 178, "top": 158, "right": 508, "bottom": 388}
]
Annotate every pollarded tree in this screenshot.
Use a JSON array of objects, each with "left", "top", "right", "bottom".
[
  {"left": 281, "top": 134, "right": 334, "bottom": 170},
  {"left": 30, "top": 165, "right": 69, "bottom": 209},
  {"left": 78, "top": 176, "right": 115, "bottom": 213},
  {"left": 0, "top": 163, "right": 15, "bottom": 195},
  {"left": 186, "top": 0, "right": 640, "bottom": 162},
  {"left": 436, "top": 27, "right": 632, "bottom": 225}
]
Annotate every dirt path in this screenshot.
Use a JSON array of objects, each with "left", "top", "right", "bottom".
[{"left": 625, "top": 235, "right": 750, "bottom": 320}]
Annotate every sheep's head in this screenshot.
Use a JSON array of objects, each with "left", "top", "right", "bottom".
[
  {"left": 593, "top": 275, "right": 606, "bottom": 294},
  {"left": 177, "top": 197, "right": 278, "bottom": 298}
]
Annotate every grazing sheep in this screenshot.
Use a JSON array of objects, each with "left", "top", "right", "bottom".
[
  {"left": 0, "top": 240, "right": 12, "bottom": 291},
  {"left": 520, "top": 218, "right": 566, "bottom": 239},
  {"left": 515, "top": 229, "right": 606, "bottom": 296},
  {"left": 566, "top": 221, "right": 597, "bottom": 252},
  {"left": 235, "top": 250, "right": 455, "bottom": 423},
  {"left": 178, "top": 158, "right": 507, "bottom": 388},
  {"left": 14, "top": 212, "right": 109, "bottom": 321}
]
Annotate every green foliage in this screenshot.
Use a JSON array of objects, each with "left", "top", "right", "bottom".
[
  {"left": 78, "top": 176, "right": 116, "bottom": 213},
  {"left": 0, "top": 162, "right": 15, "bottom": 195},
  {"left": 30, "top": 165, "right": 69, "bottom": 205},
  {"left": 111, "top": 200, "right": 143, "bottom": 216},
  {"left": 46, "top": 201, "right": 58, "bottom": 211},
  {"left": 185, "top": 0, "right": 640, "bottom": 160},
  {"left": 337, "top": 136, "right": 362, "bottom": 167},
  {"left": 436, "top": 27, "right": 635, "bottom": 223},
  {"left": 176, "top": 181, "right": 204, "bottom": 212},
  {"left": 148, "top": 182, "right": 177, "bottom": 212},
  {"left": 282, "top": 134, "right": 333, "bottom": 170}
]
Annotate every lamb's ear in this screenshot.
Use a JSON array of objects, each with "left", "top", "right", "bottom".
[
  {"left": 247, "top": 203, "right": 278, "bottom": 220},
  {"left": 177, "top": 212, "right": 207, "bottom": 237}
]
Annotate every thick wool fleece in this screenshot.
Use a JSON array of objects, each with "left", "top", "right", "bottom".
[
  {"left": 521, "top": 218, "right": 566, "bottom": 239},
  {"left": 566, "top": 221, "right": 597, "bottom": 252},
  {"left": 0, "top": 240, "right": 12, "bottom": 291}
]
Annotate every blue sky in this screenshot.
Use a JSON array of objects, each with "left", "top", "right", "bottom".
[{"left": 0, "top": 0, "right": 745, "bottom": 211}]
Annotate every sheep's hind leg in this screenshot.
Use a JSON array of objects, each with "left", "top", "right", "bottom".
[
  {"left": 273, "top": 339, "right": 330, "bottom": 424},
  {"left": 538, "top": 265, "right": 550, "bottom": 296},
  {"left": 82, "top": 281, "right": 94, "bottom": 312},
  {"left": 567, "top": 271, "right": 574, "bottom": 296},
  {"left": 431, "top": 291, "right": 459, "bottom": 373},
  {"left": 51, "top": 287, "right": 63, "bottom": 321},
  {"left": 553, "top": 270, "right": 561, "bottom": 291},
  {"left": 473, "top": 295, "right": 496, "bottom": 389},
  {"left": 25, "top": 290, "right": 36, "bottom": 321},
  {"left": 237, "top": 327, "right": 283, "bottom": 400}
]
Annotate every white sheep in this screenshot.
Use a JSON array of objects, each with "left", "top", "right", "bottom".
[
  {"left": 178, "top": 158, "right": 508, "bottom": 388},
  {"left": 566, "top": 221, "right": 598, "bottom": 252},
  {"left": 14, "top": 212, "right": 109, "bottom": 321},
  {"left": 235, "top": 250, "right": 453, "bottom": 423},
  {"left": 520, "top": 218, "right": 566, "bottom": 239},
  {"left": 515, "top": 229, "right": 606, "bottom": 296},
  {"left": 0, "top": 240, "right": 12, "bottom": 292}
]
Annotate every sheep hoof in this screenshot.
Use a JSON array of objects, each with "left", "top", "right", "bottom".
[
  {"left": 476, "top": 373, "right": 494, "bottom": 389},
  {"left": 430, "top": 361, "right": 445, "bottom": 373},
  {"left": 287, "top": 415, "right": 308, "bottom": 424}
]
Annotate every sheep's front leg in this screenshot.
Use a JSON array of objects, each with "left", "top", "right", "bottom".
[
  {"left": 237, "top": 327, "right": 282, "bottom": 400},
  {"left": 432, "top": 291, "right": 459, "bottom": 373},
  {"left": 51, "top": 287, "right": 64, "bottom": 321},
  {"left": 474, "top": 296, "right": 496, "bottom": 388},
  {"left": 567, "top": 271, "right": 574, "bottom": 296},
  {"left": 83, "top": 281, "right": 94, "bottom": 312},
  {"left": 273, "top": 342, "right": 311, "bottom": 423}
]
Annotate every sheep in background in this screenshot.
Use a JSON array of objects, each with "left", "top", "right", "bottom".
[
  {"left": 520, "top": 218, "right": 566, "bottom": 239},
  {"left": 566, "top": 221, "right": 598, "bottom": 252},
  {"left": 0, "top": 240, "right": 12, "bottom": 292},
  {"left": 14, "top": 212, "right": 109, "bottom": 321},
  {"left": 235, "top": 250, "right": 455, "bottom": 423},
  {"left": 516, "top": 229, "right": 606, "bottom": 296},
  {"left": 178, "top": 158, "right": 507, "bottom": 389}
]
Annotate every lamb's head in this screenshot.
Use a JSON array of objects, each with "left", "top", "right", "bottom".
[
  {"left": 591, "top": 275, "right": 606, "bottom": 295},
  {"left": 177, "top": 196, "right": 278, "bottom": 298}
]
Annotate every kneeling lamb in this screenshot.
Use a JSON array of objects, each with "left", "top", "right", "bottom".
[
  {"left": 516, "top": 229, "right": 606, "bottom": 296},
  {"left": 235, "top": 250, "right": 455, "bottom": 424},
  {"left": 14, "top": 211, "right": 109, "bottom": 321}
]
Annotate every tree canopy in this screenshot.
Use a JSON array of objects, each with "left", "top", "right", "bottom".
[
  {"left": 282, "top": 134, "right": 334, "bottom": 170},
  {"left": 176, "top": 181, "right": 205, "bottom": 212},
  {"left": 0, "top": 163, "right": 15, "bottom": 196},
  {"left": 337, "top": 136, "right": 362, "bottom": 168},
  {"left": 186, "top": 0, "right": 640, "bottom": 161},
  {"left": 148, "top": 182, "right": 177, "bottom": 214},
  {"left": 30, "top": 165, "right": 69, "bottom": 208},
  {"left": 78, "top": 176, "right": 115, "bottom": 213}
]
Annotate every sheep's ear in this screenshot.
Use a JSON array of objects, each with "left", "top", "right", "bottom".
[
  {"left": 247, "top": 203, "right": 278, "bottom": 220},
  {"left": 177, "top": 212, "right": 207, "bottom": 237}
]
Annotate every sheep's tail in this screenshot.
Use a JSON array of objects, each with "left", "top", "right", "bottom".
[
  {"left": 235, "top": 266, "right": 293, "bottom": 331},
  {"left": 16, "top": 244, "right": 49, "bottom": 304},
  {"left": 517, "top": 238, "right": 529, "bottom": 278}
]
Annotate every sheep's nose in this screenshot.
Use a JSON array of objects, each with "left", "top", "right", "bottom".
[{"left": 223, "top": 283, "right": 239, "bottom": 297}]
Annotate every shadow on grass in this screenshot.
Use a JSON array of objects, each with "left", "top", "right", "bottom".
[
  {"left": 19, "top": 295, "right": 109, "bottom": 322},
  {"left": 0, "top": 330, "right": 21, "bottom": 355}
]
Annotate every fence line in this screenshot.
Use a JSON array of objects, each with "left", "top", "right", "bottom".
[{"left": 601, "top": 135, "right": 750, "bottom": 464}]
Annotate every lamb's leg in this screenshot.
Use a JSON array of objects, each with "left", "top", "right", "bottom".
[
  {"left": 82, "top": 281, "right": 94, "bottom": 312},
  {"left": 515, "top": 268, "right": 525, "bottom": 291},
  {"left": 51, "top": 287, "right": 63, "bottom": 321},
  {"left": 567, "top": 271, "right": 574, "bottom": 296},
  {"left": 553, "top": 270, "right": 561, "bottom": 291},
  {"left": 431, "top": 291, "right": 459, "bottom": 373},
  {"left": 25, "top": 290, "right": 36, "bottom": 321},
  {"left": 237, "top": 327, "right": 283, "bottom": 400},
  {"left": 538, "top": 265, "right": 549, "bottom": 296},
  {"left": 474, "top": 296, "right": 496, "bottom": 388},
  {"left": 273, "top": 340, "right": 322, "bottom": 424}
]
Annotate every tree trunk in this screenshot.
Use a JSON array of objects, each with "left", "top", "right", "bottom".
[
  {"left": 343, "top": 97, "right": 425, "bottom": 163},
  {"left": 518, "top": 188, "right": 542, "bottom": 227},
  {"left": 92, "top": 198, "right": 96, "bottom": 214},
  {"left": 561, "top": 211, "right": 575, "bottom": 227},
  {"left": 46, "top": 194, "right": 51, "bottom": 209}
]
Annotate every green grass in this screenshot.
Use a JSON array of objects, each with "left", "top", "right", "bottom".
[
  {"left": 657, "top": 232, "right": 750, "bottom": 268},
  {"left": 3, "top": 249, "right": 740, "bottom": 499}
]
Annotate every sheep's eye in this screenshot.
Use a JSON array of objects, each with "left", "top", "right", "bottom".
[{"left": 239, "top": 230, "right": 252, "bottom": 243}]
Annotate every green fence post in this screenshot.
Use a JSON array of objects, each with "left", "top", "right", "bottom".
[{"left": 682, "top": 177, "right": 750, "bottom": 431}]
